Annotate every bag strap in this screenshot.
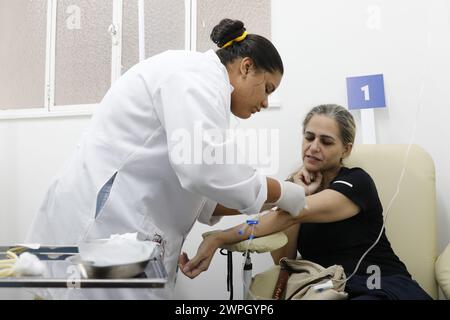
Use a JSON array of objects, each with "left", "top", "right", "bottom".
[
  {"left": 272, "top": 258, "right": 293, "bottom": 300},
  {"left": 219, "top": 249, "right": 233, "bottom": 300}
]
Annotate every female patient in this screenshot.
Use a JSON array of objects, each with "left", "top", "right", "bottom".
[{"left": 179, "top": 104, "right": 431, "bottom": 300}]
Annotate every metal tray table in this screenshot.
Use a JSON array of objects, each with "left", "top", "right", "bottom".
[{"left": 0, "top": 245, "right": 167, "bottom": 289}]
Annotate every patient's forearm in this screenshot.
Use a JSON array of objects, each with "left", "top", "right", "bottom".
[
  {"left": 215, "top": 210, "right": 296, "bottom": 246},
  {"left": 212, "top": 202, "right": 279, "bottom": 216}
]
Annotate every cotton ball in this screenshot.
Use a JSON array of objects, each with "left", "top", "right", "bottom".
[{"left": 13, "top": 252, "right": 46, "bottom": 276}]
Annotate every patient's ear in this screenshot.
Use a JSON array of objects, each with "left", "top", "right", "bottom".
[{"left": 342, "top": 143, "right": 353, "bottom": 160}]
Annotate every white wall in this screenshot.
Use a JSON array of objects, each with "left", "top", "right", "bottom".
[
  {"left": 0, "top": 116, "right": 90, "bottom": 299},
  {"left": 1, "top": 0, "right": 449, "bottom": 300}
]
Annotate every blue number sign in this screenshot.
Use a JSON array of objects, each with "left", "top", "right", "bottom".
[{"left": 346, "top": 74, "right": 386, "bottom": 110}]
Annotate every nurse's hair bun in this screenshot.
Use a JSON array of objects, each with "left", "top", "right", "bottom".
[{"left": 210, "top": 19, "right": 246, "bottom": 48}]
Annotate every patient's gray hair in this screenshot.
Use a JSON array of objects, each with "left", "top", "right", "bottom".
[{"left": 303, "top": 104, "right": 356, "bottom": 145}]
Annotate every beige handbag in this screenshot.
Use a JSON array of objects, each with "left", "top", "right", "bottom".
[{"left": 249, "top": 258, "right": 348, "bottom": 300}]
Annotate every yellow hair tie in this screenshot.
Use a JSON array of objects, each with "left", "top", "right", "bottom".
[{"left": 221, "top": 31, "right": 248, "bottom": 49}]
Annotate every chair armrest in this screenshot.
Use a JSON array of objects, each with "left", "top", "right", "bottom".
[
  {"left": 202, "top": 231, "right": 288, "bottom": 253},
  {"left": 436, "top": 244, "right": 450, "bottom": 299}
]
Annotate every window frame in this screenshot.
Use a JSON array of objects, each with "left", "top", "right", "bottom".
[{"left": 0, "top": 0, "right": 277, "bottom": 120}]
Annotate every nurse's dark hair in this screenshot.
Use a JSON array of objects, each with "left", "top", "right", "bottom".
[{"left": 211, "top": 19, "right": 284, "bottom": 74}]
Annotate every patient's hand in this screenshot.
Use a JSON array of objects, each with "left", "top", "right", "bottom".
[
  {"left": 178, "top": 233, "right": 222, "bottom": 279},
  {"left": 292, "top": 167, "right": 323, "bottom": 195}
]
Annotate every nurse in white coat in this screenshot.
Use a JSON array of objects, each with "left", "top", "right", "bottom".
[{"left": 26, "top": 19, "right": 306, "bottom": 299}]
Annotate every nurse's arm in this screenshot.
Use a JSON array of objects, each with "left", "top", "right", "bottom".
[
  {"left": 179, "top": 189, "right": 359, "bottom": 278},
  {"left": 211, "top": 177, "right": 281, "bottom": 216}
]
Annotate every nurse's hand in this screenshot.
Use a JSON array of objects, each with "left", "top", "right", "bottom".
[
  {"left": 178, "top": 234, "right": 222, "bottom": 279},
  {"left": 291, "top": 167, "right": 323, "bottom": 195}
]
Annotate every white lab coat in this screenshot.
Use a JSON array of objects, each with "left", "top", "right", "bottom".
[{"left": 26, "top": 50, "right": 267, "bottom": 299}]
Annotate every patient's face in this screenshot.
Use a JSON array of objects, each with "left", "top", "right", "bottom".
[{"left": 302, "top": 115, "right": 347, "bottom": 172}]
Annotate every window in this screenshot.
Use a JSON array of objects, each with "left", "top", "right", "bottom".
[
  {"left": 0, "top": 0, "right": 47, "bottom": 111},
  {"left": 0, "top": 0, "right": 272, "bottom": 119},
  {"left": 54, "top": 0, "right": 113, "bottom": 107},
  {"left": 122, "top": 0, "right": 186, "bottom": 74}
]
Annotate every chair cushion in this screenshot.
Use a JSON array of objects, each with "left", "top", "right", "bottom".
[
  {"left": 436, "top": 244, "right": 450, "bottom": 299},
  {"left": 345, "top": 144, "right": 438, "bottom": 298}
]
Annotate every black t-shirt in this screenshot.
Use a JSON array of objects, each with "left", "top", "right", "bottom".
[{"left": 297, "top": 167, "right": 411, "bottom": 277}]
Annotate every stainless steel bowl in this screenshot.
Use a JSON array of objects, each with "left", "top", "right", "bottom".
[{"left": 68, "top": 255, "right": 151, "bottom": 279}]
